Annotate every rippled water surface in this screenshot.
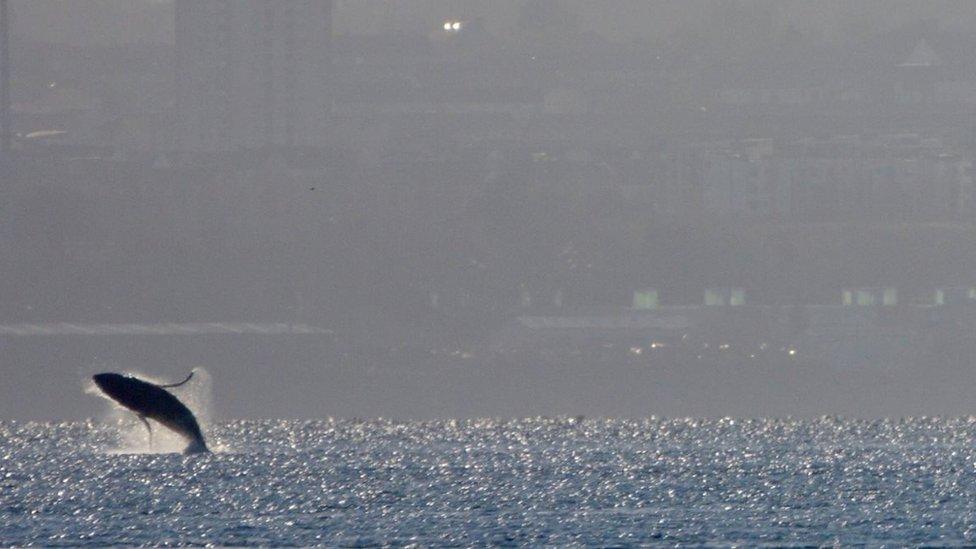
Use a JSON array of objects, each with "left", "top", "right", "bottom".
[{"left": 6, "top": 417, "right": 976, "bottom": 545}]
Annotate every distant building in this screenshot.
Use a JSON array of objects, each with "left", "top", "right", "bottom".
[
  {"left": 697, "top": 136, "right": 975, "bottom": 222},
  {"left": 174, "top": 0, "right": 333, "bottom": 153}
]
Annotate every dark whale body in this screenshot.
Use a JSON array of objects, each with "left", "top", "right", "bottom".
[{"left": 92, "top": 372, "right": 209, "bottom": 454}]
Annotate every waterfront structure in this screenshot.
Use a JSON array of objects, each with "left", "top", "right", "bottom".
[{"left": 174, "top": 0, "right": 333, "bottom": 153}]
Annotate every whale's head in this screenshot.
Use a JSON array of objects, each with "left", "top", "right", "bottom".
[{"left": 92, "top": 372, "right": 129, "bottom": 400}]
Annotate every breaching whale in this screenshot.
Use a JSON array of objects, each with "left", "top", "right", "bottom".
[{"left": 92, "top": 372, "right": 209, "bottom": 454}]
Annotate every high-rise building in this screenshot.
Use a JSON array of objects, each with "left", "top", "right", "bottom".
[
  {"left": 0, "top": 0, "right": 11, "bottom": 160},
  {"left": 174, "top": 1, "right": 332, "bottom": 153}
]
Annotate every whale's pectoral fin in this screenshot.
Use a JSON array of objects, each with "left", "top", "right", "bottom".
[
  {"left": 158, "top": 370, "right": 194, "bottom": 389},
  {"left": 138, "top": 414, "right": 152, "bottom": 447}
]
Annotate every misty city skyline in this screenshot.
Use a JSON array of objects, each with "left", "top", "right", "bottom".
[
  {"left": 4, "top": 1, "right": 976, "bottom": 421},
  {"left": 12, "top": 1, "right": 976, "bottom": 46}
]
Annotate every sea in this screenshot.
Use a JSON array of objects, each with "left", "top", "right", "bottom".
[{"left": 5, "top": 416, "right": 976, "bottom": 546}]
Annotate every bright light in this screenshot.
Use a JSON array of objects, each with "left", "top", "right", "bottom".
[
  {"left": 629, "top": 346, "right": 643, "bottom": 356},
  {"left": 443, "top": 20, "right": 463, "bottom": 33},
  {"left": 788, "top": 348, "right": 797, "bottom": 356}
]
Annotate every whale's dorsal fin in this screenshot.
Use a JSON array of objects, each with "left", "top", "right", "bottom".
[{"left": 158, "top": 371, "right": 194, "bottom": 389}]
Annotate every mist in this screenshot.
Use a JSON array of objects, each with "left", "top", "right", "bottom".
[{"left": 4, "top": 1, "right": 976, "bottom": 421}]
